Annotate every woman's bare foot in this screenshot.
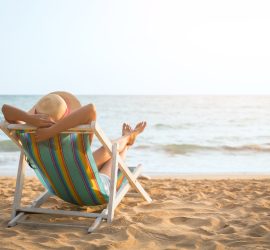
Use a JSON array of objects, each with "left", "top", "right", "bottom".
[
  {"left": 128, "top": 121, "right": 147, "bottom": 146},
  {"left": 122, "top": 123, "right": 132, "bottom": 136}
]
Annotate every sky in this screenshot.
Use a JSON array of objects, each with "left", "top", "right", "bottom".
[{"left": 0, "top": 0, "right": 270, "bottom": 95}]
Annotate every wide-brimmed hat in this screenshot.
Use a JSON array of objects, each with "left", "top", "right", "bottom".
[{"left": 34, "top": 91, "right": 81, "bottom": 121}]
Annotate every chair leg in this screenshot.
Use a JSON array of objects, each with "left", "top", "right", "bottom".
[
  {"left": 113, "top": 164, "right": 143, "bottom": 210},
  {"left": 8, "top": 191, "right": 51, "bottom": 227},
  {"left": 8, "top": 213, "right": 25, "bottom": 227},
  {"left": 107, "top": 143, "right": 118, "bottom": 223},
  {"left": 88, "top": 209, "right": 108, "bottom": 233},
  {"left": 8, "top": 151, "right": 52, "bottom": 227},
  {"left": 9, "top": 151, "right": 26, "bottom": 226}
]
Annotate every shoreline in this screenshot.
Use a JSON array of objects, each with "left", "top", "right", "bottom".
[
  {"left": 2, "top": 172, "right": 270, "bottom": 180},
  {"left": 146, "top": 172, "right": 270, "bottom": 179}
]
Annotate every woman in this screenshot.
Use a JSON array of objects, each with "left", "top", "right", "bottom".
[{"left": 1, "top": 91, "right": 146, "bottom": 194}]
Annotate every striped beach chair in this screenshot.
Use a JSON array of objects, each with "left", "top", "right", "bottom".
[{"left": 0, "top": 121, "right": 152, "bottom": 232}]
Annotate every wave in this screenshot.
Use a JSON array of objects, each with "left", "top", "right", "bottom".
[
  {"left": 134, "top": 145, "right": 151, "bottom": 150},
  {"left": 0, "top": 140, "right": 20, "bottom": 152},
  {"left": 154, "top": 123, "right": 193, "bottom": 130},
  {"left": 1, "top": 138, "right": 270, "bottom": 156},
  {"left": 221, "top": 145, "right": 270, "bottom": 152},
  {"left": 159, "top": 143, "right": 270, "bottom": 155}
]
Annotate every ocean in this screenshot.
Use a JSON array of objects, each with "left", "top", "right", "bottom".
[{"left": 1, "top": 95, "right": 270, "bottom": 176}]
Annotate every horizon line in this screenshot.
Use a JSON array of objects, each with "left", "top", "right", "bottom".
[{"left": 1, "top": 93, "right": 270, "bottom": 96}]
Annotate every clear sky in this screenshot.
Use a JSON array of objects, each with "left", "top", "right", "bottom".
[{"left": 0, "top": 0, "right": 270, "bottom": 95}]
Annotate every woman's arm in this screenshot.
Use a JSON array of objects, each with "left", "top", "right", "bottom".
[
  {"left": 1, "top": 104, "right": 54, "bottom": 127},
  {"left": 35, "top": 104, "right": 96, "bottom": 142}
]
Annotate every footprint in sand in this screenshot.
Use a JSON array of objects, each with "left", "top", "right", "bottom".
[
  {"left": 218, "top": 224, "right": 236, "bottom": 234},
  {"left": 247, "top": 224, "right": 270, "bottom": 237},
  {"left": 170, "top": 216, "right": 210, "bottom": 227},
  {"left": 191, "top": 227, "right": 214, "bottom": 236},
  {"left": 133, "top": 214, "right": 163, "bottom": 225},
  {"left": 0, "top": 230, "right": 18, "bottom": 238}
]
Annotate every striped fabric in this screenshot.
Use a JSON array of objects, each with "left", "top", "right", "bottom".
[{"left": 16, "top": 131, "right": 127, "bottom": 206}]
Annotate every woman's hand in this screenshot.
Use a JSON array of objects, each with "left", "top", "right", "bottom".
[{"left": 28, "top": 114, "right": 55, "bottom": 128}]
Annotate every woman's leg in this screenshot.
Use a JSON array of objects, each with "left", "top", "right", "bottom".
[
  {"left": 99, "top": 146, "right": 128, "bottom": 178},
  {"left": 93, "top": 134, "right": 130, "bottom": 170},
  {"left": 93, "top": 122, "right": 146, "bottom": 170}
]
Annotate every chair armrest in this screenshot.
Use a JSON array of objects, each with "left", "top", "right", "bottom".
[{"left": 6, "top": 123, "right": 95, "bottom": 133}]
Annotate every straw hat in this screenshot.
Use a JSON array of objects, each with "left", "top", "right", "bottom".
[
  {"left": 34, "top": 91, "right": 81, "bottom": 121},
  {"left": 50, "top": 91, "right": 81, "bottom": 111}
]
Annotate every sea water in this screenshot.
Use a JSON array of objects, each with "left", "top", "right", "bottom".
[{"left": 1, "top": 95, "right": 270, "bottom": 176}]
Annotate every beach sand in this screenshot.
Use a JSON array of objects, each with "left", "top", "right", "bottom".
[{"left": 1, "top": 177, "right": 270, "bottom": 250}]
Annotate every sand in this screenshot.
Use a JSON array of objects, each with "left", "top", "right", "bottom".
[{"left": 1, "top": 177, "right": 270, "bottom": 250}]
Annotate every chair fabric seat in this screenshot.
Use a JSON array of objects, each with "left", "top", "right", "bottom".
[{"left": 16, "top": 131, "right": 126, "bottom": 206}]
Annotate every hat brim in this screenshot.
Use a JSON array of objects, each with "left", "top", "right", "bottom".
[{"left": 50, "top": 91, "right": 82, "bottom": 112}]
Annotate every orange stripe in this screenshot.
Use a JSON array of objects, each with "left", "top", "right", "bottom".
[
  {"left": 55, "top": 136, "right": 83, "bottom": 205},
  {"left": 79, "top": 134, "right": 107, "bottom": 203},
  {"left": 30, "top": 134, "right": 60, "bottom": 196},
  {"left": 117, "top": 171, "right": 125, "bottom": 190}
]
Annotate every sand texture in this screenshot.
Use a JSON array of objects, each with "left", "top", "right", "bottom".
[{"left": 1, "top": 177, "right": 270, "bottom": 250}]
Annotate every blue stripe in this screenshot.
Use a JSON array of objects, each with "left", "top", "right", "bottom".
[{"left": 48, "top": 138, "right": 77, "bottom": 204}]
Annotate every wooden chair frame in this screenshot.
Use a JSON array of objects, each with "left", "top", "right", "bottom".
[{"left": 0, "top": 121, "right": 152, "bottom": 233}]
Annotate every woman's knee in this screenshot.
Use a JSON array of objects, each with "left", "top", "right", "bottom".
[{"left": 85, "top": 103, "right": 96, "bottom": 120}]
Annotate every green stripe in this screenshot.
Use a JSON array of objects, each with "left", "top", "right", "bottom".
[{"left": 37, "top": 138, "right": 71, "bottom": 201}]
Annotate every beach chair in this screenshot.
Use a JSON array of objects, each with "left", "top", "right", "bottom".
[{"left": 0, "top": 121, "right": 152, "bottom": 232}]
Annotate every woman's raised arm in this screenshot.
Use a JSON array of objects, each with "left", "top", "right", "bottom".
[{"left": 1, "top": 104, "right": 54, "bottom": 127}]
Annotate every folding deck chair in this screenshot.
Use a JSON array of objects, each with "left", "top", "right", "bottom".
[{"left": 0, "top": 121, "right": 152, "bottom": 232}]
